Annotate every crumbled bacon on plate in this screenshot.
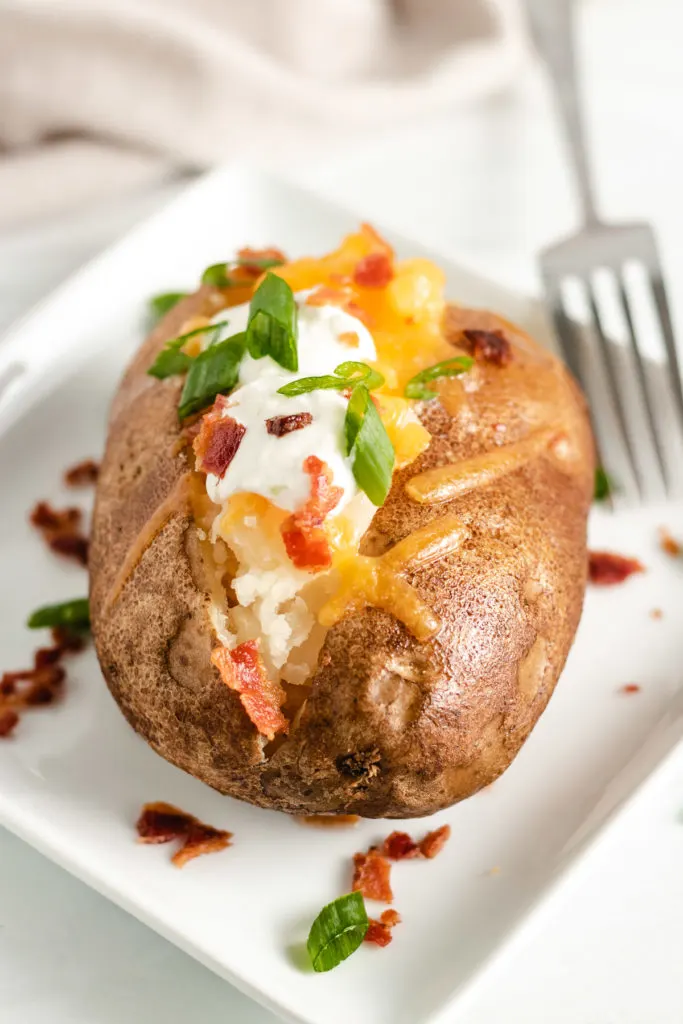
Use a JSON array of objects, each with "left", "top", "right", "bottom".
[
  {"left": 0, "top": 626, "right": 85, "bottom": 736},
  {"left": 352, "top": 847, "right": 393, "bottom": 903},
  {"left": 212, "top": 640, "right": 288, "bottom": 741},
  {"left": 136, "top": 801, "right": 232, "bottom": 867},
  {"left": 64, "top": 458, "right": 100, "bottom": 487},
  {"left": 382, "top": 831, "right": 421, "bottom": 860},
  {"left": 419, "top": 824, "right": 451, "bottom": 859},
  {"left": 462, "top": 328, "right": 512, "bottom": 368},
  {"left": 365, "top": 908, "right": 401, "bottom": 947},
  {"left": 281, "top": 456, "right": 342, "bottom": 572},
  {"left": 193, "top": 407, "right": 246, "bottom": 478},
  {"left": 619, "top": 684, "right": 641, "bottom": 695},
  {"left": 0, "top": 709, "right": 19, "bottom": 737},
  {"left": 381, "top": 825, "right": 451, "bottom": 861},
  {"left": 265, "top": 412, "right": 313, "bottom": 437},
  {"left": 353, "top": 252, "right": 394, "bottom": 288},
  {"left": 588, "top": 551, "right": 645, "bottom": 585},
  {"left": 658, "top": 527, "right": 681, "bottom": 557},
  {"left": 30, "top": 501, "right": 89, "bottom": 566}
]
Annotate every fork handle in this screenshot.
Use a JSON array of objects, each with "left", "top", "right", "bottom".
[{"left": 526, "top": 0, "right": 599, "bottom": 227}]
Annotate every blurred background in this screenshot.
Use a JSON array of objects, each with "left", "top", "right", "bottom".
[{"left": 1, "top": 0, "right": 681, "bottom": 336}]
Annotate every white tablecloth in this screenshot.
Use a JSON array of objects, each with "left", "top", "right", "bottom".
[{"left": 2, "top": 1, "right": 683, "bottom": 1020}]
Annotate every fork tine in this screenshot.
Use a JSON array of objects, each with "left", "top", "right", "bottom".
[
  {"left": 585, "top": 280, "right": 645, "bottom": 497},
  {"left": 547, "top": 294, "right": 615, "bottom": 507},
  {"left": 545, "top": 286, "right": 585, "bottom": 390},
  {"left": 649, "top": 273, "right": 683, "bottom": 437},
  {"left": 617, "top": 276, "right": 670, "bottom": 493}
]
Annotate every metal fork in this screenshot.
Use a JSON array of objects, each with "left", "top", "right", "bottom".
[{"left": 527, "top": 0, "right": 683, "bottom": 499}]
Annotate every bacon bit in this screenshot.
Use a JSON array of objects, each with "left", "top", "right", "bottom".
[
  {"left": 236, "top": 246, "right": 287, "bottom": 274},
  {"left": 306, "top": 286, "right": 350, "bottom": 308},
  {"left": 49, "top": 534, "right": 89, "bottom": 564},
  {"left": 64, "top": 459, "right": 100, "bottom": 486},
  {"left": 659, "top": 527, "right": 681, "bottom": 557},
  {"left": 30, "top": 501, "right": 89, "bottom": 566},
  {"left": 419, "top": 824, "right": 451, "bottom": 859},
  {"left": 193, "top": 411, "right": 246, "bottom": 478},
  {"left": 382, "top": 831, "right": 421, "bottom": 860},
  {"left": 338, "top": 331, "right": 360, "bottom": 348},
  {"left": 364, "top": 909, "right": 401, "bottom": 947},
  {"left": 136, "top": 801, "right": 232, "bottom": 867},
  {"left": 0, "top": 626, "right": 84, "bottom": 733},
  {"left": 265, "top": 412, "right": 313, "bottom": 437},
  {"left": 462, "top": 328, "right": 513, "bottom": 368},
  {"left": 380, "top": 908, "right": 401, "bottom": 927},
  {"left": 360, "top": 223, "right": 393, "bottom": 257},
  {"left": 51, "top": 626, "right": 85, "bottom": 653},
  {"left": 352, "top": 848, "right": 393, "bottom": 903},
  {"left": 305, "top": 286, "right": 373, "bottom": 327},
  {"left": 298, "top": 815, "right": 360, "bottom": 828},
  {"left": 364, "top": 920, "right": 392, "bottom": 947},
  {"left": 353, "top": 252, "right": 394, "bottom": 288},
  {"left": 619, "top": 684, "right": 641, "bottom": 695},
  {"left": 0, "top": 709, "right": 19, "bottom": 737},
  {"left": 588, "top": 551, "right": 645, "bottom": 586},
  {"left": 172, "top": 822, "right": 232, "bottom": 868},
  {"left": 136, "top": 802, "right": 191, "bottom": 843},
  {"left": 211, "top": 641, "right": 288, "bottom": 741},
  {"left": 281, "top": 456, "right": 343, "bottom": 572}
]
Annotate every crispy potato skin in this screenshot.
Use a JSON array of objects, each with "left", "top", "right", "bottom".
[{"left": 90, "top": 291, "right": 594, "bottom": 818}]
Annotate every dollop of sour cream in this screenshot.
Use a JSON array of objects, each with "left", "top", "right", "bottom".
[{"left": 202, "top": 296, "right": 377, "bottom": 515}]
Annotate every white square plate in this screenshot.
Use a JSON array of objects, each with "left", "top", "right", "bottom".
[{"left": 1, "top": 165, "right": 682, "bottom": 1024}]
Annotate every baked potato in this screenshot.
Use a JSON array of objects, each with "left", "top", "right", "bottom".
[{"left": 89, "top": 228, "right": 594, "bottom": 818}]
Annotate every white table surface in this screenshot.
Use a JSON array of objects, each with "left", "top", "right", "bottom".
[{"left": 2, "top": 1, "right": 683, "bottom": 1021}]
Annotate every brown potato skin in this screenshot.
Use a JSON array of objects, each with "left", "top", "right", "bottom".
[{"left": 90, "top": 290, "right": 594, "bottom": 818}]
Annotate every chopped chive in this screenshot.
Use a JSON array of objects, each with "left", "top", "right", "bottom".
[
  {"left": 201, "top": 263, "right": 245, "bottom": 288},
  {"left": 27, "top": 598, "right": 90, "bottom": 631},
  {"left": 345, "top": 384, "right": 395, "bottom": 506},
  {"left": 147, "top": 321, "right": 230, "bottom": 379},
  {"left": 178, "top": 332, "right": 246, "bottom": 419},
  {"left": 594, "top": 467, "right": 613, "bottom": 502},
  {"left": 246, "top": 273, "right": 298, "bottom": 372},
  {"left": 201, "top": 254, "right": 284, "bottom": 289},
  {"left": 277, "top": 361, "right": 384, "bottom": 398},
  {"left": 404, "top": 356, "right": 473, "bottom": 401},
  {"left": 307, "top": 892, "right": 369, "bottom": 973},
  {"left": 148, "top": 292, "right": 188, "bottom": 323}
]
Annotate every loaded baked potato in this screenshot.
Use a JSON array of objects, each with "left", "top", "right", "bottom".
[{"left": 89, "top": 227, "right": 594, "bottom": 818}]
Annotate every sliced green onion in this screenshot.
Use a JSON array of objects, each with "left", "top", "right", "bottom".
[
  {"left": 277, "top": 361, "right": 384, "bottom": 398},
  {"left": 201, "top": 263, "right": 243, "bottom": 288},
  {"left": 345, "top": 385, "right": 395, "bottom": 506},
  {"left": 201, "top": 255, "right": 284, "bottom": 288},
  {"left": 594, "top": 466, "right": 613, "bottom": 502},
  {"left": 178, "top": 332, "right": 246, "bottom": 419},
  {"left": 27, "top": 598, "right": 90, "bottom": 631},
  {"left": 404, "top": 356, "right": 474, "bottom": 401},
  {"left": 246, "top": 273, "right": 298, "bottom": 372},
  {"left": 147, "top": 321, "right": 230, "bottom": 380},
  {"left": 307, "top": 892, "right": 369, "bottom": 973},
  {"left": 148, "top": 291, "right": 188, "bottom": 323}
]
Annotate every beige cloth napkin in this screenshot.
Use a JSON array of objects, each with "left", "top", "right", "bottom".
[{"left": 0, "top": 0, "right": 527, "bottom": 230}]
